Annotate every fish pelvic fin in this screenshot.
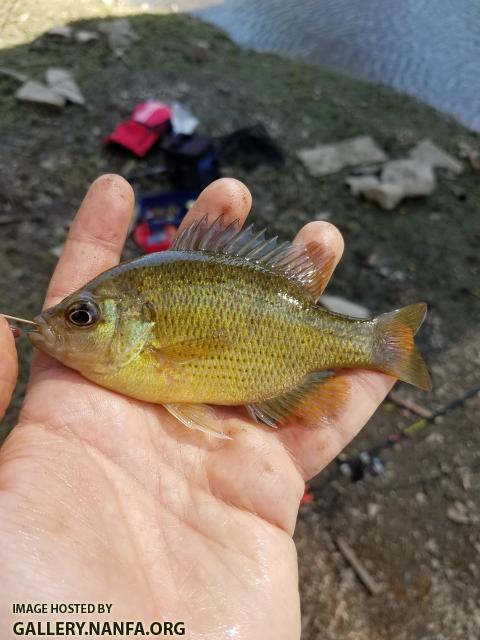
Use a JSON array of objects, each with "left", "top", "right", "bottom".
[
  {"left": 247, "top": 370, "right": 350, "bottom": 427},
  {"left": 164, "top": 403, "right": 232, "bottom": 440},
  {"left": 373, "top": 303, "right": 432, "bottom": 390}
]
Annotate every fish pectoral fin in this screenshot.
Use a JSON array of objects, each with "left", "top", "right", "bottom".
[
  {"left": 164, "top": 403, "right": 232, "bottom": 440},
  {"left": 153, "top": 333, "right": 230, "bottom": 365},
  {"left": 246, "top": 370, "right": 349, "bottom": 426}
]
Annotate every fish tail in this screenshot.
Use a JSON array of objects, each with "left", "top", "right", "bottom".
[{"left": 372, "top": 303, "right": 432, "bottom": 390}]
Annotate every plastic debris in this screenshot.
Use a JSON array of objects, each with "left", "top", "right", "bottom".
[
  {"left": 321, "top": 294, "right": 370, "bottom": 318},
  {"left": 298, "top": 136, "right": 387, "bottom": 177},
  {"left": 99, "top": 19, "right": 138, "bottom": 56},
  {"left": 15, "top": 80, "right": 66, "bottom": 107},
  {"left": 162, "top": 133, "right": 220, "bottom": 189},
  {"left": 300, "top": 484, "right": 314, "bottom": 505},
  {"left": 346, "top": 175, "right": 404, "bottom": 211},
  {"left": 45, "top": 68, "right": 85, "bottom": 105},
  {"left": 347, "top": 158, "right": 436, "bottom": 210},
  {"left": 410, "top": 139, "right": 463, "bottom": 175},
  {"left": 171, "top": 101, "right": 199, "bottom": 135},
  {"left": 346, "top": 175, "right": 380, "bottom": 196},
  {"left": 133, "top": 190, "right": 198, "bottom": 253},
  {"left": 13, "top": 67, "right": 84, "bottom": 108},
  {"left": 106, "top": 101, "right": 172, "bottom": 157}
]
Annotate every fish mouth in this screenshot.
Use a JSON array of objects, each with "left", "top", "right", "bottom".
[{"left": 28, "top": 315, "right": 56, "bottom": 350}]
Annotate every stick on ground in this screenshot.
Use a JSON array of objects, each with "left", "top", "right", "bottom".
[{"left": 335, "top": 535, "right": 384, "bottom": 596}]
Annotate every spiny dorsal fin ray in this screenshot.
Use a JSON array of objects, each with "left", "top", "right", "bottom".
[{"left": 170, "top": 215, "right": 334, "bottom": 301}]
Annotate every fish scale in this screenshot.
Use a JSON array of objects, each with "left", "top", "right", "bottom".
[{"left": 86, "top": 253, "right": 374, "bottom": 404}]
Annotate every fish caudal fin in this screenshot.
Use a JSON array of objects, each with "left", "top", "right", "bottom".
[{"left": 373, "top": 303, "right": 432, "bottom": 390}]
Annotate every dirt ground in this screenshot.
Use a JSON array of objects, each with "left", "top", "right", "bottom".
[{"left": 0, "top": 3, "right": 479, "bottom": 638}]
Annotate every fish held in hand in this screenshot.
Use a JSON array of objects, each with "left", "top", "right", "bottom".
[{"left": 29, "top": 216, "right": 431, "bottom": 438}]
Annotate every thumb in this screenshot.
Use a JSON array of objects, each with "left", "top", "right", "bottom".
[{"left": 0, "top": 317, "right": 18, "bottom": 422}]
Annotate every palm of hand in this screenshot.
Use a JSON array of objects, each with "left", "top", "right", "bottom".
[{"left": 0, "top": 176, "right": 393, "bottom": 640}]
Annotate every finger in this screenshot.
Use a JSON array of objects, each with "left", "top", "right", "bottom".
[
  {"left": 44, "top": 174, "right": 135, "bottom": 309},
  {"left": 294, "top": 220, "right": 344, "bottom": 285},
  {"left": 176, "top": 178, "right": 252, "bottom": 234},
  {"left": 0, "top": 317, "right": 18, "bottom": 422},
  {"left": 277, "top": 220, "right": 394, "bottom": 480}
]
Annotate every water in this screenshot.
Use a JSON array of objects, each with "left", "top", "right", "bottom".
[{"left": 147, "top": 0, "right": 480, "bottom": 131}]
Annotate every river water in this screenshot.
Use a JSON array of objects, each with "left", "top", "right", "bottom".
[{"left": 146, "top": 0, "right": 480, "bottom": 131}]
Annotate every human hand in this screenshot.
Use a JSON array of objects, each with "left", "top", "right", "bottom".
[{"left": 0, "top": 176, "right": 394, "bottom": 639}]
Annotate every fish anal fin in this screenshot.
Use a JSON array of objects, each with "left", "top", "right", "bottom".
[
  {"left": 164, "top": 403, "right": 231, "bottom": 439},
  {"left": 170, "top": 215, "right": 335, "bottom": 302},
  {"left": 246, "top": 371, "right": 350, "bottom": 427}
]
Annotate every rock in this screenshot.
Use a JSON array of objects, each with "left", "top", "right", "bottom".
[
  {"left": 50, "top": 243, "right": 64, "bottom": 258},
  {"left": 425, "top": 538, "right": 439, "bottom": 555},
  {"left": 367, "top": 503, "right": 380, "bottom": 518},
  {"left": 75, "top": 30, "right": 99, "bottom": 43},
  {"left": 46, "top": 25, "right": 73, "bottom": 38},
  {"left": 381, "top": 159, "right": 436, "bottom": 197},
  {"left": 458, "top": 140, "right": 480, "bottom": 172},
  {"left": 187, "top": 39, "right": 210, "bottom": 63},
  {"left": 448, "top": 183, "right": 467, "bottom": 200},
  {"left": 99, "top": 19, "right": 138, "bottom": 56},
  {"left": 415, "top": 492, "right": 428, "bottom": 506},
  {"left": 298, "top": 135, "right": 387, "bottom": 177},
  {"left": 15, "top": 80, "right": 66, "bottom": 107},
  {"left": 410, "top": 139, "right": 463, "bottom": 175},
  {"left": 458, "top": 468, "right": 472, "bottom": 491},
  {"left": 314, "top": 211, "right": 332, "bottom": 221},
  {"left": 45, "top": 68, "right": 85, "bottom": 105},
  {"left": 446, "top": 502, "right": 470, "bottom": 525},
  {"left": 46, "top": 25, "right": 98, "bottom": 43},
  {"left": 321, "top": 294, "right": 371, "bottom": 318}
]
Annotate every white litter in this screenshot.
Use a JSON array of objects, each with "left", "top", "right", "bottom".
[
  {"left": 298, "top": 136, "right": 387, "bottom": 177},
  {"left": 410, "top": 139, "right": 463, "bottom": 175},
  {"left": 15, "top": 80, "right": 66, "bottom": 107},
  {"left": 45, "top": 68, "right": 85, "bottom": 105},
  {"left": 381, "top": 159, "right": 436, "bottom": 197}
]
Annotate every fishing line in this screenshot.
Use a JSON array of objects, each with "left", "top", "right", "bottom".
[{"left": 2, "top": 314, "right": 37, "bottom": 327}]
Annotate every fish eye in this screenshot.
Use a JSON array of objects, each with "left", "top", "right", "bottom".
[{"left": 66, "top": 300, "right": 99, "bottom": 328}]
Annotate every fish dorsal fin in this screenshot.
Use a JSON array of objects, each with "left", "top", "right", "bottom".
[{"left": 170, "top": 215, "right": 334, "bottom": 301}]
